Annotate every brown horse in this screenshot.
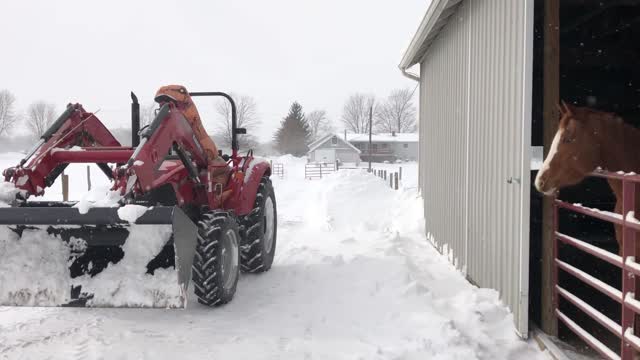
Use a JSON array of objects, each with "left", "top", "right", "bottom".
[{"left": 535, "top": 102, "right": 640, "bottom": 248}]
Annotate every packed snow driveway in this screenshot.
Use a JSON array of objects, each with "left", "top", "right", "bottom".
[{"left": 0, "top": 158, "right": 546, "bottom": 360}]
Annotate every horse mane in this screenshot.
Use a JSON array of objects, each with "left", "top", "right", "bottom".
[{"left": 567, "top": 104, "right": 640, "bottom": 172}]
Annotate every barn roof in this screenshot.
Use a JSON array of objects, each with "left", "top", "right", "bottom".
[
  {"left": 399, "top": 0, "right": 463, "bottom": 71},
  {"left": 346, "top": 133, "right": 418, "bottom": 143},
  {"left": 307, "top": 134, "right": 362, "bottom": 154}
]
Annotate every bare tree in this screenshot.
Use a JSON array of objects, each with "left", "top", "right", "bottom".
[
  {"left": 213, "top": 93, "right": 260, "bottom": 149},
  {"left": 0, "top": 90, "right": 18, "bottom": 137},
  {"left": 375, "top": 88, "right": 417, "bottom": 133},
  {"left": 307, "top": 110, "right": 335, "bottom": 141},
  {"left": 140, "top": 103, "right": 157, "bottom": 126},
  {"left": 340, "top": 93, "right": 376, "bottom": 134},
  {"left": 26, "top": 101, "right": 56, "bottom": 138}
]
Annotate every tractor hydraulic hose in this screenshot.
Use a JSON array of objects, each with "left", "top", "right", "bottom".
[
  {"left": 140, "top": 103, "right": 170, "bottom": 140},
  {"left": 41, "top": 104, "right": 76, "bottom": 141},
  {"left": 17, "top": 104, "right": 76, "bottom": 167},
  {"left": 126, "top": 103, "right": 170, "bottom": 168},
  {"left": 173, "top": 144, "right": 200, "bottom": 183}
]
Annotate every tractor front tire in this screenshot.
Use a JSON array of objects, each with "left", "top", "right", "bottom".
[
  {"left": 192, "top": 211, "right": 240, "bottom": 306},
  {"left": 241, "top": 177, "right": 277, "bottom": 273}
]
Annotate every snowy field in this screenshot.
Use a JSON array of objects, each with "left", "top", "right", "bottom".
[{"left": 0, "top": 153, "right": 548, "bottom": 359}]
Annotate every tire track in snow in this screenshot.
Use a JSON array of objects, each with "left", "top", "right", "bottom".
[
  {"left": 303, "top": 323, "right": 313, "bottom": 360},
  {"left": 71, "top": 317, "right": 103, "bottom": 360},
  {"left": 0, "top": 321, "right": 85, "bottom": 358},
  {"left": 0, "top": 312, "right": 48, "bottom": 334}
]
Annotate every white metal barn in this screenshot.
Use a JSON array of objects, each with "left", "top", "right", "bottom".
[
  {"left": 400, "top": 0, "right": 533, "bottom": 337},
  {"left": 307, "top": 134, "right": 361, "bottom": 164}
]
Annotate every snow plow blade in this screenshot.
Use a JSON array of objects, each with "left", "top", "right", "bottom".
[{"left": 0, "top": 205, "right": 197, "bottom": 308}]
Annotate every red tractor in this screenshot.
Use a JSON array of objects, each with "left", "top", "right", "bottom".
[{"left": 0, "top": 86, "right": 277, "bottom": 307}]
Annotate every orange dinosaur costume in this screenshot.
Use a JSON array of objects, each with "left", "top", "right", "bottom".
[
  {"left": 154, "top": 85, "right": 230, "bottom": 190},
  {"left": 154, "top": 85, "right": 219, "bottom": 162}
]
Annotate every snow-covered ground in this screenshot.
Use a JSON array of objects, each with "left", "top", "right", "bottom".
[{"left": 0, "top": 153, "right": 548, "bottom": 359}]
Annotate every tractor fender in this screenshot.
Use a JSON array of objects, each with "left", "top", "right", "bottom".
[{"left": 236, "top": 158, "right": 271, "bottom": 216}]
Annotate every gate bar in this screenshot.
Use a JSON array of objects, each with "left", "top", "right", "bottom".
[
  {"left": 556, "top": 232, "right": 622, "bottom": 267},
  {"left": 556, "top": 310, "right": 620, "bottom": 360},
  {"left": 555, "top": 259, "right": 623, "bottom": 303},
  {"left": 556, "top": 285, "right": 622, "bottom": 336}
]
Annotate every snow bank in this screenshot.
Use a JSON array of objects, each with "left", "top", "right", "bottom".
[{"left": 270, "top": 169, "right": 545, "bottom": 359}]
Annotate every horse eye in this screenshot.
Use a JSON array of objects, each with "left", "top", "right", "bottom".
[{"left": 561, "top": 136, "right": 573, "bottom": 144}]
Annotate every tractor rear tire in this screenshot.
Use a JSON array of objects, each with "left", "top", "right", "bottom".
[
  {"left": 240, "top": 176, "right": 277, "bottom": 273},
  {"left": 192, "top": 211, "right": 240, "bottom": 306}
]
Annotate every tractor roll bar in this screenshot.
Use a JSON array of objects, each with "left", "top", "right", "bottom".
[{"left": 188, "top": 92, "right": 244, "bottom": 156}]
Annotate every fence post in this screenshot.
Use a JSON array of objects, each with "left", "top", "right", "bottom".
[
  {"left": 62, "top": 172, "right": 69, "bottom": 201},
  {"left": 552, "top": 199, "right": 559, "bottom": 336},
  {"left": 389, "top": 175, "right": 393, "bottom": 188},
  {"left": 319, "top": 164, "right": 323, "bottom": 178},
  {"left": 395, "top": 172, "right": 398, "bottom": 190},
  {"left": 86, "top": 165, "right": 91, "bottom": 191},
  {"left": 335, "top": 160, "right": 339, "bottom": 171},
  {"left": 384, "top": 170, "right": 387, "bottom": 181},
  {"left": 399, "top": 167, "right": 403, "bottom": 180},
  {"left": 622, "top": 180, "right": 637, "bottom": 359}
]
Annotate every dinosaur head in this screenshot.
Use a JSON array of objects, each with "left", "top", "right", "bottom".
[{"left": 154, "top": 85, "right": 191, "bottom": 104}]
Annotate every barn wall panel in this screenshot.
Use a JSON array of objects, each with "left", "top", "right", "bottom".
[
  {"left": 420, "top": 1, "right": 469, "bottom": 271},
  {"left": 418, "top": 0, "right": 532, "bottom": 336}
]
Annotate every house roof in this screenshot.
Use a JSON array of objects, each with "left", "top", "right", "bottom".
[
  {"left": 346, "top": 133, "right": 418, "bottom": 143},
  {"left": 307, "top": 134, "right": 362, "bottom": 154},
  {"left": 398, "top": 0, "right": 463, "bottom": 71}
]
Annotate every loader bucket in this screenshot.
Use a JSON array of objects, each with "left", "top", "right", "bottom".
[{"left": 0, "top": 204, "right": 197, "bottom": 308}]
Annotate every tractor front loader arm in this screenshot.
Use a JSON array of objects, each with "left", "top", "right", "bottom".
[
  {"left": 3, "top": 104, "right": 122, "bottom": 197},
  {"left": 116, "top": 103, "right": 211, "bottom": 203}
]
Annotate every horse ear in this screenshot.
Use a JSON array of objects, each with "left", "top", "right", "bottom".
[{"left": 561, "top": 100, "right": 573, "bottom": 117}]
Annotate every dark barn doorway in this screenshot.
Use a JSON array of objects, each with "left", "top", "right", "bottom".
[{"left": 530, "top": 0, "right": 640, "bottom": 355}]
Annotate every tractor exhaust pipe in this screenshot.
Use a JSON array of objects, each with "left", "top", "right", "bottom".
[{"left": 131, "top": 92, "right": 140, "bottom": 147}]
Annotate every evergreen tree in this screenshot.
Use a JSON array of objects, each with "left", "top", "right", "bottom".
[{"left": 274, "top": 102, "right": 312, "bottom": 156}]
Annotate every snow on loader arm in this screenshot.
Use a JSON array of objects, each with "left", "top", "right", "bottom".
[{"left": 0, "top": 86, "right": 277, "bottom": 308}]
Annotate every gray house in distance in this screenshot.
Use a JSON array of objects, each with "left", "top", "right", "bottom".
[
  {"left": 307, "top": 134, "right": 361, "bottom": 164},
  {"left": 347, "top": 132, "right": 418, "bottom": 162}
]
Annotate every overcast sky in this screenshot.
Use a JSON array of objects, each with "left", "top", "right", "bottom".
[{"left": 0, "top": 0, "right": 427, "bottom": 141}]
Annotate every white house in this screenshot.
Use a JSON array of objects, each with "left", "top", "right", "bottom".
[
  {"left": 346, "top": 132, "right": 418, "bottom": 162},
  {"left": 307, "top": 134, "right": 361, "bottom": 164}
]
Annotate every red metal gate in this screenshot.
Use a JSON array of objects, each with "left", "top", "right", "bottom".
[
  {"left": 554, "top": 170, "right": 640, "bottom": 359},
  {"left": 304, "top": 162, "right": 335, "bottom": 180},
  {"left": 271, "top": 162, "right": 284, "bottom": 178}
]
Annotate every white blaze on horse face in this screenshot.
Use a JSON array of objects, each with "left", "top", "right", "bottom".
[{"left": 535, "top": 127, "right": 563, "bottom": 195}]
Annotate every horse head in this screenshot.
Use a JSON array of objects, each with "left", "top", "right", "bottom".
[{"left": 535, "top": 101, "right": 604, "bottom": 196}]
